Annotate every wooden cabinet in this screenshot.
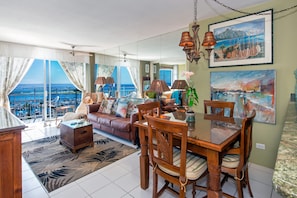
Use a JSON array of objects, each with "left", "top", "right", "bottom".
[
  {"left": 0, "top": 108, "right": 25, "bottom": 198},
  {"left": 60, "top": 120, "right": 93, "bottom": 153}
]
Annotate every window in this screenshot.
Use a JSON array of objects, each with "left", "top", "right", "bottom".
[
  {"left": 96, "top": 65, "right": 136, "bottom": 98},
  {"left": 9, "top": 59, "right": 81, "bottom": 120},
  {"left": 159, "top": 69, "right": 173, "bottom": 86}
]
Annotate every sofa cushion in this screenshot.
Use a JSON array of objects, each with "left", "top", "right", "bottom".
[
  {"left": 87, "top": 112, "right": 103, "bottom": 122},
  {"left": 97, "top": 113, "right": 118, "bottom": 125},
  {"left": 116, "top": 100, "right": 128, "bottom": 118},
  {"left": 111, "top": 118, "right": 130, "bottom": 132}
]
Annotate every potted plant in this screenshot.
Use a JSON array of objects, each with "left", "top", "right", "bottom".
[{"left": 183, "top": 71, "right": 199, "bottom": 122}]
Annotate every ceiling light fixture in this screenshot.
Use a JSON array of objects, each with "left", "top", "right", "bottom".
[{"left": 179, "top": 0, "right": 216, "bottom": 64}]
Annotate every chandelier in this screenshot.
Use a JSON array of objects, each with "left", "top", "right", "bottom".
[{"left": 179, "top": 0, "right": 216, "bottom": 64}]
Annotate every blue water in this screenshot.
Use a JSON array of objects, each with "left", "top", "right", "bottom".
[
  {"left": 9, "top": 83, "right": 136, "bottom": 118},
  {"left": 214, "top": 34, "right": 264, "bottom": 50},
  {"left": 9, "top": 83, "right": 81, "bottom": 106}
]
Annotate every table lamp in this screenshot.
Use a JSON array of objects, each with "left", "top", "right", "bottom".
[
  {"left": 171, "top": 80, "right": 188, "bottom": 106},
  {"left": 148, "top": 79, "right": 170, "bottom": 100},
  {"left": 148, "top": 80, "right": 170, "bottom": 113},
  {"left": 94, "top": 77, "right": 106, "bottom": 92},
  {"left": 105, "top": 77, "right": 114, "bottom": 97}
]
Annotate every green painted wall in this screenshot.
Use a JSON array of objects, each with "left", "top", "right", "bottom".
[{"left": 188, "top": 0, "right": 297, "bottom": 169}]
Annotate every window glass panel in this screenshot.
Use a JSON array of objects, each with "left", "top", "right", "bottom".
[
  {"left": 9, "top": 59, "right": 81, "bottom": 120},
  {"left": 159, "top": 69, "right": 172, "bottom": 86}
]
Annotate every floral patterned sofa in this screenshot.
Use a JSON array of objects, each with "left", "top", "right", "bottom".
[{"left": 87, "top": 97, "right": 154, "bottom": 144}]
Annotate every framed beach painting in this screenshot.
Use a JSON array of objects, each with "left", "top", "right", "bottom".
[
  {"left": 210, "top": 70, "right": 276, "bottom": 124},
  {"left": 209, "top": 9, "right": 273, "bottom": 68}
]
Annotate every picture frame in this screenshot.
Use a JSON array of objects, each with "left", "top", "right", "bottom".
[
  {"left": 145, "top": 63, "right": 149, "bottom": 73},
  {"left": 210, "top": 69, "right": 276, "bottom": 124},
  {"left": 209, "top": 9, "right": 273, "bottom": 68}
]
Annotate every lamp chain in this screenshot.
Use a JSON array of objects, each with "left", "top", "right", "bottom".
[
  {"left": 194, "top": 0, "right": 198, "bottom": 22},
  {"left": 212, "top": 0, "right": 297, "bottom": 15}
]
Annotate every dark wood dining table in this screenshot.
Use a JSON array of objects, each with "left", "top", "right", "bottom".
[{"left": 134, "top": 111, "right": 242, "bottom": 198}]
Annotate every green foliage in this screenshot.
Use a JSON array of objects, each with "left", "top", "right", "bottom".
[{"left": 186, "top": 86, "right": 199, "bottom": 107}]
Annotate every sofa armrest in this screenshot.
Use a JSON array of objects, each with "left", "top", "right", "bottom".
[
  {"left": 87, "top": 103, "right": 101, "bottom": 113},
  {"left": 130, "top": 112, "right": 139, "bottom": 124}
]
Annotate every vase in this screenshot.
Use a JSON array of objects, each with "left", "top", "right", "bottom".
[{"left": 186, "top": 110, "right": 195, "bottom": 123}]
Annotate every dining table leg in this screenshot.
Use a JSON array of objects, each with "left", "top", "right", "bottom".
[
  {"left": 207, "top": 149, "right": 223, "bottom": 198},
  {"left": 139, "top": 128, "right": 149, "bottom": 189}
]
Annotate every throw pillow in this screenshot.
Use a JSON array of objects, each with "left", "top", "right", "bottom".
[
  {"left": 102, "top": 99, "right": 115, "bottom": 114},
  {"left": 126, "top": 98, "right": 145, "bottom": 118},
  {"left": 115, "top": 100, "right": 128, "bottom": 118},
  {"left": 98, "top": 99, "right": 108, "bottom": 113}
]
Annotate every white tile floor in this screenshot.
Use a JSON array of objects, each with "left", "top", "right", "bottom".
[{"left": 21, "top": 120, "right": 283, "bottom": 198}]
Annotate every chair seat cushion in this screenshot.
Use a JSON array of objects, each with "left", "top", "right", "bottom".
[
  {"left": 158, "top": 148, "right": 207, "bottom": 180},
  {"left": 222, "top": 154, "right": 240, "bottom": 168}
]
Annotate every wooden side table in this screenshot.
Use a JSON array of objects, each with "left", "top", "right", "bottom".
[{"left": 60, "top": 119, "right": 93, "bottom": 153}]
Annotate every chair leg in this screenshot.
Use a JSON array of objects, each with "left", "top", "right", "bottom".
[
  {"left": 153, "top": 172, "right": 158, "bottom": 198},
  {"left": 236, "top": 179, "right": 243, "bottom": 198},
  {"left": 192, "top": 183, "right": 196, "bottom": 198},
  {"left": 179, "top": 186, "right": 185, "bottom": 198},
  {"left": 245, "top": 168, "right": 254, "bottom": 197}
]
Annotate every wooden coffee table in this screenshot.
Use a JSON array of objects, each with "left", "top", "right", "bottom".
[{"left": 60, "top": 119, "right": 94, "bottom": 153}]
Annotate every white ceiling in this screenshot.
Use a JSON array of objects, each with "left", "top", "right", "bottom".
[{"left": 0, "top": 0, "right": 271, "bottom": 64}]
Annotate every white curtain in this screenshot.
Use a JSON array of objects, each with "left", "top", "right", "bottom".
[
  {"left": 60, "top": 61, "right": 86, "bottom": 92},
  {"left": 97, "top": 64, "right": 115, "bottom": 77},
  {"left": 0, "top": 57, "right": 33, "bottom": 110},
  {"left": 126, "top": 59, "right": 141, "bottom": 97}
]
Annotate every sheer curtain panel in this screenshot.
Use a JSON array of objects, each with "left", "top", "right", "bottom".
[{"left": 0, "top": 57, "right": 33, "bottom": 110}]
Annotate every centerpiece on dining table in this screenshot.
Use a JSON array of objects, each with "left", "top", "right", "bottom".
[{"left": 183, "top": 71, "right": 199, "bottom": 122}]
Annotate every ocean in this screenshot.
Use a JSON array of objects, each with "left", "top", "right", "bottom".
[{"left": 9, "top": 83, "right": 136, "bottom": 119}]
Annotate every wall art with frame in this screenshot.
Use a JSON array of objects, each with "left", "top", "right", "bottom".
[
  {"left": 210, "top": 69, "right": 276, "bottom": 124},
  {"left": 209, "top": 9, "right": 273, "bottom": 68}
]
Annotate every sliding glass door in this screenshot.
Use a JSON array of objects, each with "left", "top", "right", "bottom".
[{"left": 9, "top": 59, "right": 81, "bottom": 122}]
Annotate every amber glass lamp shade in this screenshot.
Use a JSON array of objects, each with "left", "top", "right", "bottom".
[
  {"left": 179, "top": 32, "right": 194, "bottom": 47},
  {"left": 202, "top": 32, "right": 216, "bottom": 47}
]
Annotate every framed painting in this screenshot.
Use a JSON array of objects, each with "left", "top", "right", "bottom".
[
  {"left": 209, "top": 9, "right": 273, "bottom": 68},
  {"left": 210, "top": 70, "right": 276, "bottom": 124}
]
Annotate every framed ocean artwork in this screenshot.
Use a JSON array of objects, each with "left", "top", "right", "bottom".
[
  {"left": 209, "top": 9, "right": 273, "bottom": 68},
  {"left": 210, "top": 70, "right": 276, "bottom": 124}
]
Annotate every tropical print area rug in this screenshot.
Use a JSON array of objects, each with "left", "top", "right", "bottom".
[{"left": 22, "top": 133, "right": 137, "bottom": 192}]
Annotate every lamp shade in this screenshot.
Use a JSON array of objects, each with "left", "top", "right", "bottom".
[
  {"left": 171, "top": 80, "right": 188, "bottom": 90},
  {"left": 148, "top": 80, "right": 170, "bottom": 94},
  {"left": 105, "top": 77, "right": 114, "bottom": 84},
  {"left": 202, "top": 31, "right": 216, "bottom": 47},
  {"left": 95, "top": 77, "right": 106, "bottom": 85},
  {"left": 179, "top": 31, "right": 194, "bottom": 47}
]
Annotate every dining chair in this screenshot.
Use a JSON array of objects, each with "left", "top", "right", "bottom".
[
  {"left": 204, "top": 100, "right": 235, "bottom": 117},
  {"left": 145, "top": 115, "right": 208, "bottom": 198},
  {"left": 220, "top": 109, "right": 256, "bottom": 198},
  {"left": 137, "top": 101, "right": 161, "bottom": 121}
]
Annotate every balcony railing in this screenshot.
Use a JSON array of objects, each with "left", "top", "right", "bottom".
[{"left": 9, "top": 84, "right": 136, "bottom": 121}]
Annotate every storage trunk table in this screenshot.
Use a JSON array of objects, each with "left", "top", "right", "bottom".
[{"left": 60, "top": 119, "right": 93, "bottom": 153}]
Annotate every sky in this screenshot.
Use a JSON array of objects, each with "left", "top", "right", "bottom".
[
  {"left": 20, "top": 59, "right": 134, "bottom": 85},
  {"left": 21, "top": 60, "right": 71, "bottom": 84}
]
